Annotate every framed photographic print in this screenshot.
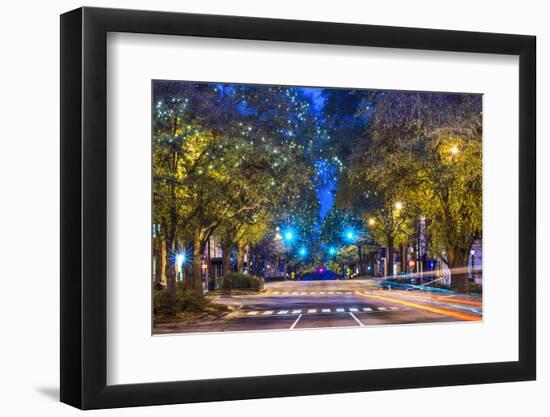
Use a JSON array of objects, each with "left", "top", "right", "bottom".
[{"left": 60, "top": 6, "right": 536, "bottom": 409}]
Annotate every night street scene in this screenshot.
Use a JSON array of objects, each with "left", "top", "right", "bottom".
[{"left": 152, "top": 80, "right": 482, "bottom": 334}]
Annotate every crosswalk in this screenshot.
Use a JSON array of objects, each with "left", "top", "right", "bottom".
[
  {"left": 269, "top": 291, "right": 354, "bottom": 296},
  {"left": 244, "top": 306, "right": 405, "bottom": 316}
]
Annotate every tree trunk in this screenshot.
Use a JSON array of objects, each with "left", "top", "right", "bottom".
[
  {"left": 237, "top": 242, "right": 245, "bottom": 273},
  {"left": 386, "top": 234, "right": 394, "bottom": 277},
  {"left": 192, "top": 231, "right": 203, "bottom": 291},
  {"left": 357, "top": 245, "right": 364, "bottom": 276},
  {"left": 448, "top": 248, "right": 469, "bottom": 292},
  {"left": 160, "top": 238, "right": 167, "bottom": 286},
  {"left": 399, "top": 244, "right": 406, "bottom": 274},
  {"left": 164, "top": 236, "right": 177, "bottom": 297},
  {"left": 222, "top": 242, "right": 232, "bottom": 292}
]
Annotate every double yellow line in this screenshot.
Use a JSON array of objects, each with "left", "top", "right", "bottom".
[{"left": 355, "top": 291, "right": 482, "bottom": 322}]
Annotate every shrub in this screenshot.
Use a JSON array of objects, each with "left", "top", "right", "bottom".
[
  {"left": 248, "top": 276, "right": 263, "bottom": 291},
  {"left": 177, "top": 288, "right": 207, "bottom": 312},
  {"left": 154, "top": 289, "right": 177, "bottom": 316},
  {"left": 154, "top": 287, "right": 209, "bottom": 315},
  {"left": 227, "top": 272, "right": 264, "bottom": 291}
]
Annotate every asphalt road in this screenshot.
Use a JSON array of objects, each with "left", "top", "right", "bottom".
[{"left": 154, "top": 278, "right": 482, "bottom": 334}]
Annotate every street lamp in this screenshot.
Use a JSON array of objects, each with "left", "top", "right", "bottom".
[
  {"left": 451, "top": 145, "right": 459, "bottom": 155},
  {"left": 328, "top": 246, "right": 337, "bottom": 256},
  {"left": 368, "top": 218, "right": 375, "bottom": 226},
  {"left": 395, "top": 201, "right": 403, "bottom": 210},
  {"left": 298, "top": 247, "right": 307, "bottom": 257}
]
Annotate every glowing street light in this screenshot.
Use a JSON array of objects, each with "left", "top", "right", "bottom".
[
  {"left": 450, "top": 145, "right": 460, "bottom": 155},
  {"left": 368, "top": 218, "right": 376, "bottom": 226},
  {"left": 298, "top": 247, "right": 307, "bottom": 257},
  {"left": 281, "top": 227, "right": 296, "bottom": 244},
  {"left": 176, "top": 253, "right": 185, "bottom": 267},
  {"left": 328, "top": 247, "right": 337, "bottom": 256},
  {"left": 395, "top": 201, "right": 403, "bottom": 210}
]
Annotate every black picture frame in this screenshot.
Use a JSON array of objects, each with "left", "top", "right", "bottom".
[{"left": 60, "top": 6, "right": 536, "bottom": 410}]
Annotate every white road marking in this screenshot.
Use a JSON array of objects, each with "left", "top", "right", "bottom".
[
  {"left": 307, "top": 308, "right": 317, "bottom": 314},
  {"left": 336, "top": 308, "right": 345, "bottom": 313},
  {"left": 291, "top": 309, "right": 302, "bottom": 314},
  {"left": 349, "top": 308, "right": 358, "bottom": 312},
  {"left": 322, "top": 308, "right": 331, "bottom": 313},
  {"left": 247, "top": 311, "right": 258, "bottom": 316},
  {"left": 263, "top": 310, "right": 274, "bottom": 315},
  {"left": 292, "top": 292, "right": 299, "bottom": 295},
  {"left": 319, "top": 291, "right": 326, "bottom": 294},
  {"left": 300, "top": 292, "right": 307, "bottom": 295},
  {"left": 345, "top": 292, "right": 353, "bottom": 294},
  {"left": 328, "top": 291, "right": 335, "bottom": 294},
  {"left": 362, "top": 307, "right": 372, "bottom": 312},
  {"left": 390, "top": 307, "right": 399, "bottom": 311},
  {"left": 272, "top": 292, "right": 280, "bottom": 295},
  {"left": 349, "top": 312, "right": 364, "bottom": 326},
  {"left": 378, "top": 307, "right": 387, "bottom": 311},
  {"left": 290, "top": 314, "right": 303, "bottom": 329},
  {"left": 282, "top": 292, "right": 290, "bottom": 295},
  {"left": 278, "top": 310, "right": 288, "bottom": 315}
]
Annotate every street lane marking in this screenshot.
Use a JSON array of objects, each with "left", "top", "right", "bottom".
[
  {"left": 378, "top": 307, "right": 387, "bottom": 311},
  {"left": 390, "top": 307, "right": 399, "bottom": 310},
  {"left": 292, "top": 292, "right": 299, "bottom": 295},
  {"left": 272, "top": 292, "right": 280, "bottom": 295},
  {"left": 349, "top": 307, "right": 358, "bottom": 312},
  {"left": 355, "top": 291, "right": 482, "bottom": 321},
  {"left": 263, "top": 310, "right": 274, "bottom": 315},
  {"left": 345, "top": 292, "right": 353, "bottom": 294},
  {"left": 322, "top": 308, "right": 331, "bottom": 313},
  {"left": 247, "top": 311, "right": 258, "bottom": 316},
  {"left": 300, "top": 292, "right": 307, "bottom": 295},
  {"left": 319, "top": 291, "right": 326, "bottom": 294},
  {"left": 307, "top": 308, "right": 317, "bottom": 314},
  {"left": 282, "top": 292, "right": 290, "bottom": 295},
  {"left": 362, "top": 307, "right": 372, "bottom": 312},
  {"left": 292, "top": 309, "right": 302, "bottom": 314},
  {"left": 349, "top": 312, "right": 364, "bottom": 326},
  {"left": 290, "top": 314, "right": 303, "bottom": 329},
  {"left": 278, "top": 310, "right": 288, "bottom": 315},
  {"left": 336, "top": 308, "right": 345, "bottom": 313}
]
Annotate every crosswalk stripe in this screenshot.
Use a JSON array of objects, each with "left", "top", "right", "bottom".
[
  {"left": 247, "top": 311, "right": 258, "bottom": 316},
  {"left": 263, "top": 310, "right": 274, "bottom": 315},
  {"left": 349, "top": 308, "right": 358, "bottom": 312},
  {"left": 322, "top": 308, "right": 331, "bottom": 313},
  {"left": 278, "top": 310, "right": 288, "bottom": 315},
  {"left": 292, "top": 292, "right": 299, "bottom": 295},
  {"left": 307, "top": 308, "right": 317, "bottom": 314},
  {"left": 328, "top": 291, "right": 335, "bottom": 294},
  {"left": 336, "top": 308, "right": 345, "bottom": 313},
  {"left": 390, "top": 307, "right": 399, "bottom": 310},
  {"left": 282, "top": 292, "right": 289, "bottom": 295},
  {"left": 362, "top": 307, "right": 372, "bottom": 312},
  {"left": 292, "top": 309, "right": 302, "bottom": 314},
  {"left": 378, "top": 307, "right": 387, "bottom": 311},
  {"left": 319, "top": 291, "right": 326, "bottom": 294},
  {"left": 300, "top": 292, "right": 307, "bottom": 295},
  {"left": 345, "top": 292, "right": 353, "bottom": 294},
  {"left": 272, "top": 291, "right": 280, "bottom": 295}
]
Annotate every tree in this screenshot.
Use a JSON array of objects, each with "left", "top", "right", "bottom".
[{"left": 343, "top": 91, "right": 482, "bottom": 288}]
